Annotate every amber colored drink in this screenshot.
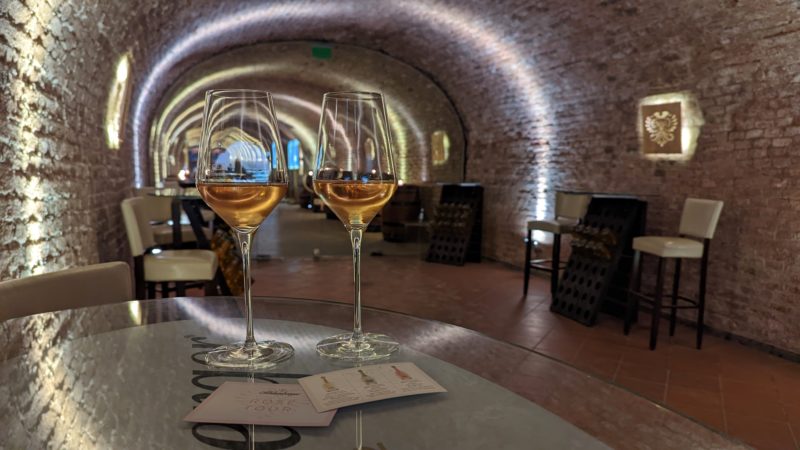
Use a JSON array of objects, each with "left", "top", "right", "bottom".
[
  {"left": 198, "top": 182, "right": 287, "bottom": 231},
  {"left": 314, "top": 180, "right": 396, "bottom": 228}
]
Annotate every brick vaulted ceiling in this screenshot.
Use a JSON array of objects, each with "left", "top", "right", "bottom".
[
  {"left": 4, "top": 0, "right": 800, "bottom": 353},
  {"left": 149, "top": 41, "right": 466, "bottom": 186}
]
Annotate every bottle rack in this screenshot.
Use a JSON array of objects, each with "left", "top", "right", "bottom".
[
  {"left": 382, "top": 185, "right": 421, "bottom": 242},
  {"left": 550, "top": 196, "right": 647, "bottom": 325},
  {"left": 426, "top": 184, "right": 483, "bottom": 265}
]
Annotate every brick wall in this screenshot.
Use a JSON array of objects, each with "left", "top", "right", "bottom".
[
  {"left": 458, "top": 0, "right": 800, "bottom": 353},
  {"left": 0, "top": 0, "right": 133, "bottom": 278},
  {"left": 2, "top": 0, "right": 799, "bottom": 353}
]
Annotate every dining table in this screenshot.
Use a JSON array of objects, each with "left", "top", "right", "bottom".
[{"left": 0, "top": 297, "right": 744, "bottom": 449}]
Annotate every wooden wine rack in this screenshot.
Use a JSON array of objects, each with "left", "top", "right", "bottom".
[
  {"left": 426, "top": 184, "right": 483, "bottom": 266},
  {"left": 551, "top": 195, "right": 647, "bottom": 325}
]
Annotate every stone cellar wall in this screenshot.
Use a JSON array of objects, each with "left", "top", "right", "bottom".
[{"left": 1, "top": 0, "right": 799, "bottom": 352}]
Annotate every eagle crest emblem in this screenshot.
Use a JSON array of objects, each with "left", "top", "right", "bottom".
[{"left": 644, "top": 111, "right": 678, "bottom": 147}]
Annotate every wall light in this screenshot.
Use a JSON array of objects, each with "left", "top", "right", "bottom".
[
  {"left": 106, "top": 52, "right": 133, "bottom": 150},
  {"left": 638, "top": 91, "right": 704, "bottom": 161},
  {"left": 431, "top": 130, "right": 450, "bottom": 166}
]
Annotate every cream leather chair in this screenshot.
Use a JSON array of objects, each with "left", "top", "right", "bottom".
[
  {"left": 625, "top": 198, "right": 724, "bottom": 350},
  {"left": 135, "top": 187, "right": 212, "bottom": 246},
  {"left": 0, "top": 262, "right": 132, "bottom": 322},
  {"left": 524, "top": 192, "right": 591, "bottom": 297},
  {"left": 121, "top": 197, "right": 219, "bottom": 299}
]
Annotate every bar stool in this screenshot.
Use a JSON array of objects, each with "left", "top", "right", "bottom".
[
  {"left": 524, "top": 192, "right": 591, "bottom": 297},
  {"left": 121, "top": 197, "right": 220, "bottom": 299},
  {"left": 134, "top": 187, "right": 213, "bottom": 247},
  {"left": 624, "top": 198, "right": 724, "bottom": 350}
]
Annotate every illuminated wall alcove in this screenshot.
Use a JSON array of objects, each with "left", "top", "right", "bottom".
[{"left": 149, "top": 41, "right": 466, "bottom": 188}]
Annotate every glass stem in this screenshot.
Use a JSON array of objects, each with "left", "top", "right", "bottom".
[
  {"left": 350, "top": 227, "right": 364, "bottom": 342},
  {"left": 236, "top": 230, "right": 256, "bottom": 349},
  {"left": 355, "top": 409, "right": 363, "bottom": 450}
]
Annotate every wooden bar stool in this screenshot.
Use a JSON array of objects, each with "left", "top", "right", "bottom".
[
  {"left": 624, "top": 198, "right": 724, "bottom": 350},
  {"left": 524, "top": 192, "right": 591, "bottom": 297}
]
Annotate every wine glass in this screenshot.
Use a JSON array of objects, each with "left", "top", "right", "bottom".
[
  {"left": 196, "top": 89, "right": 294, "bottom": 368},
  {"left": 313, "top": 91, "right": 399, "bottom": 360}
]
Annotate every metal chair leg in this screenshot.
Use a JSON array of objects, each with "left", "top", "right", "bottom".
[
  {"left": 670, "top": 258, "right": 682, "bottom": 336},
  {"left": 649, "top": 257, "right": 666, "bottom": 350},
  {"left": 550, "top": 233, "right": 561, "bottom": 298},
  {"left": 216, "top": 269, "right": 232, "bottom": 296},
  {"left": 624, "top": 250, "right": 641, "bottom": 335},
  {"left": 204, "top": 280, "right": 217, "bottom": 296},
  {"left": 523, "top": 229, "right": 532, "bottom": 296},
  {"left": 133, "top": 255, "right": 146, "bottom": 300},
  {"left": 697, "top": 240, "right": 710, "bottom": 349}
]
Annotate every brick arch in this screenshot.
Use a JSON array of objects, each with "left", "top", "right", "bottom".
[{"left": 129, "top": 1, "right": 555, "bottom": 215}]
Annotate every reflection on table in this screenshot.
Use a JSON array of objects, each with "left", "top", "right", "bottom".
[{"left": 0, "top": 297, "right": 743, "bottom": 449}]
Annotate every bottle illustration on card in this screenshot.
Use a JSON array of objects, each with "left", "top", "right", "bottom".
[
  {"left": 321, "top": 376, "right": 338, "bottom": 392},
  {"left": 392, "top": 365, "right": 412, "bottom": 380},
  {"left": 358, "top": 369, "right": 377, "bottom": 385}
]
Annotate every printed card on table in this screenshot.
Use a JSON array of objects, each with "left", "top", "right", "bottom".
[
  {"left": 184, "top": 382, "right": 336, "bottom": 427},
  {"left": 298, "top": 362, "right": 447, "bottom": 412}
]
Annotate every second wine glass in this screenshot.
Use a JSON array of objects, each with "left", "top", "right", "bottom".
[
  {"left": 313, "top": 91, "right": 399, "bottom": 361},
  {"left": 196, "top": 89, "right": 294, "bottom": 368}
]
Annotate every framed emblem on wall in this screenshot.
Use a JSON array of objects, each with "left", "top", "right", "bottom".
[
  {"left": 637, "top": 92, "right": 704, "bottom": 160},
  {"left": 641, "top": 102, "right": 682, "bottom": 154}
]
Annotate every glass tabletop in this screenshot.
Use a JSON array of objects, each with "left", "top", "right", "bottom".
[{"left": 0, "top": 297, "right": 743, "bottom": 449}]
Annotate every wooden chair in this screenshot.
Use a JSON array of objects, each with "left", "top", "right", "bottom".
[
  {"left": 121, "top": 197, "right": 219, "bottom": 299},
  {"left": 0, "top": 262, "right": 132, "bottom": 321},
  {"left": 625, "top": 198, "right": 724, "bottom": 350}
]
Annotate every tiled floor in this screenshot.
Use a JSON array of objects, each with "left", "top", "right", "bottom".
[
  {"left": 195, "top": 205, "right": 800, "bottom": 449},
  {"left": 246, "top": 255, "right": 800, "bottom": 450}
]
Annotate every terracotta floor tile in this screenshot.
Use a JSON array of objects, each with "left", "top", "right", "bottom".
[
  {"left": 783, "top": 403, "right": 800, "bottom": 428},
  {"left": 534, "top": 331, "right": 584, "bottom": 363},
  {"left": 501, "top": 325, "right": 551, "bottom": 350},
  {"left": 614, "top": 376, "right": 666, "bottom": 404},
  {"left": 722, "top": 378, "right": 781, "bottom": 399},
  {"left": 666, "top": 385, "right": 723, "bottom": 410},
  {"left": 580, "top": 338, "right": 626, "bottom": 360},
  {"left": 671, "top": 404, "right": 727, "bottom": 434},
  {"left": 571, "top": 352, "right": 620, "bottom": 380},
  {"left": 779, "top": 386, "right": 800, "bottom": 409},
  {"left": 616, "top": 361, "right": 668, "bottom": 384},
  {"left": 621, "top": 347, "right": 670, "bottom": 369},
  {"left": 669, "top": 370, "right": 720, "bottom": 394},
  {"left": 719, "top": 364, "right": 777, "bottom": 386},
  {"left": 669, "top": 358, "right": 721, "bottom": 378},
  {"left": 726, "top": 413, "right": 797, "bottom": 450}
]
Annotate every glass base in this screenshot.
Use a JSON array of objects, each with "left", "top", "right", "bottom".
[
  {"left": 204, "top": 340, "right": 294, "bottom": 369},
  {"left": 316, "top": 332, "right": 399, "bottom": 361}
]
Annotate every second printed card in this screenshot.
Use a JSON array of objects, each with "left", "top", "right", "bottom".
[{"left": 298, "top": 362, "right": 447, "bottom": 412}]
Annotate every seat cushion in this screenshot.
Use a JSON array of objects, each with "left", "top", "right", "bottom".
[
  {"left": 633, "top": 236, "right": 704, "bottom": 258},
  {"left": 527, "top": 218, "right": 579, "bottom": 234},
  {"left": 152, "top": 224, "right": 211, "bottom": 245},
  {"left": 144, "top": 249, "right": 218, "bottom": 282}
]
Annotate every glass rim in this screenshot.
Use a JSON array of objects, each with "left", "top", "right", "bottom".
[
  {"left": 323, "top": 91, "right": 383, "bottom": 100},
  {"left": 206, "top": 89, "right": 272, "bottom": 99}
]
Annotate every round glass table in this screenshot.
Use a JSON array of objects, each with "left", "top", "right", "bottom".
[{"left": 0, "top": 297, "right": 742, "bottom": 449}]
